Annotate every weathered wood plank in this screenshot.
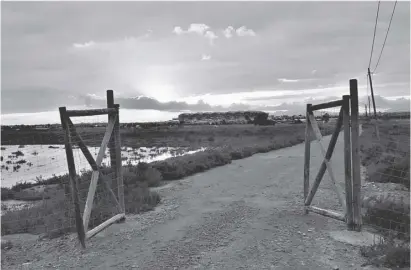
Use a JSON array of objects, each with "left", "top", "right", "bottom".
[
  {"left": 66, "top": 108, "right": 116, "bottom": 117},
  {"left": 343, "top": 95, "right": 354, "bottom": 230},
  {"left": 68, "top": 117, "right": 123, "bottom": 215},
  {"left": 113, "top": 104, "right": 125, "bottom": 213},
  {"left": 82, "top": 116, "right": 116, "bottom": 230},
  {"left": 310, "top": 99, "right": 343, "bottom": 111},
  {"left": 86, "top": 213, "right": 126, "bottom": 240},
  {"left": 107, "top": 90, "right": 116, "bottom": 183},
  {"left": 59, "top": 107, "right": 86, "bottom": 248},
  {"left": 305, "top": 109, "right": 346, "bottom": 214},
  {"left": 306, "top": 206, "right": 345, "bottom": 221},
  {"left": 308, "top": 113, "right": 323, "bottom": 142},
  {"left": 83, "top": 171, "right": 99, "bottom": 230},
  {"left": 350, "top": 79, "right": 362, "bottom": 231},
  {"left": 66, "top": 118, "right": 98, "bottom": 171},
  {"left": 304, "top": 104, "right": 312, "bottom": 214}
]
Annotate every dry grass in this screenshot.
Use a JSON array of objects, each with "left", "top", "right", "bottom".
[
  {"left": 1, "top": 168, "right": 161, "bottom": 238},
  {"left": 359, "top": 119, "right": 410, "bottom": 267},
  {"left": 362, "top": 192, "right": 410, "bottom": 237},
  {"left": 360, "top": 237, "right": 410, "bottom": 268}
]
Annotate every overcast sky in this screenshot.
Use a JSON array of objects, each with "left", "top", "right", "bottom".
[{"left": 1, "top": 1, "right": 410, "bottom": 118}]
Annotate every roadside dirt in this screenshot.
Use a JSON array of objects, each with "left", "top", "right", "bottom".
[{"left": 2, "top": 135, "right": 383, "bottom": 270}]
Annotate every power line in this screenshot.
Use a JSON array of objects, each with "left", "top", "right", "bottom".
[
  {"left": 368, "top": 1, "right": 381, "bottom": 69},
  {"left": 372, "top": 0, "right": 398, "bottom": 73}
]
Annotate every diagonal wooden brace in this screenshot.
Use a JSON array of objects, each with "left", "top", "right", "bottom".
[
  {"left": 304, "top": 107, "right": 346, "bottom": 214},
  {"left": 66, "top": 117, "right": 122, "bottom": 230}
]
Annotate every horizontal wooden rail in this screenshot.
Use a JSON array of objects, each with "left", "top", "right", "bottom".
[
  {"left": 310, "top": 100, "right": 343, "bottom": 111},
  {"left": 66, "top": 108, "right": 117, "bottom": 117},
  {"left": 306, "top": 206, "right": 345, "bottom": 221}
]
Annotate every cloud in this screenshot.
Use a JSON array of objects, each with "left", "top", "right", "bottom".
[
  {"left": 98, "top": 95, "right": 409, "bottom": 115},
  {"left": 172, "top": 23, "right": 217, "bottom": 44},
  {"left": 278, "top": 78, "right": 300, "bottom": 83},
  {"left": 204, "top": 30, "right": 218, "bottom": 45},
  {"left": 235, "top": 26, "right": 256, "bottom": 37},
  {"left": 222, "top": 26, "right": 256, "bottom": 38},
  {"left": 360, "top": 95, "right": 410, "bottom": 112},
  {"left": 201, "top": 54, "right": 211, "bottom": 61},
  {"left": 2, "top": 1, "right": 409, "bottom": 117},
  {"left": 173, "top": 26, "right": 184, "bottom": 35},
  {"left": 188, "top": 23, "right": 210, "bottom": 35},
  {"left": 173, "top": 23, "right": 211, "bottom": 36},
  {"left": 73, "top": 41, "right": 96, "bottom": 49},
  {"left": 223, "top": 26, "right": 235, "bottom": 38}
]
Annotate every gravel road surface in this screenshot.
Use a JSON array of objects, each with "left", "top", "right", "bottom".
[{"left": 2, "top": 134, "right": 378, "bottom": 270}]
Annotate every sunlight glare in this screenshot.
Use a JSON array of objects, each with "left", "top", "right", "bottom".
[{"left": 142, "top": 83, "right": 177, "bottom": 103}]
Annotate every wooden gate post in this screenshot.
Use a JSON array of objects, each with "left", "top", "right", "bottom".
[
  {"left": 106, "top": 90, "right": 125, "bottom": 217},
  {"left": 106, "top": 90, "right": 116, "bottom": 180},
  {"left": 350, "top": 79, "right": 362, "bottom": 231},
  {"left": 343, "top": 95, "right": 354, "bottom": 230},
  {"left": 304, "top": 104, "right": 312, "bottom": 214},
  {"left": 59, "top": 107, "right": 86, "bottom": 248},
  {"left": 113, "top": 104, "right": 125, "bottom": 214}
]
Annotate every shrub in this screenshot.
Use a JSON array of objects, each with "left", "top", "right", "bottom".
[
  {"left": 229, "top": 150, "right": 243, "bottom": 160},
  {"left": 123, "top": 162, "right": 162, "bottom": 187},
  {"left": 152, "top": 149, "right": 231, "bottom": 180},
  {"left": 1, "top": 188, "right": 15, "bottom": 200},
  {"left": 360, "top": 240, "right": 410, "bottom": 268},
  {"left": 378, "top": 156, "right": 410, "bottom": 189},
  {"left": 11, "top": 151, "right": 24, "bottom": 157},
  {"left": 362, "top": 192, "right": 410, "bottom": 237},
  {"left": 1, "top": 179, "right": 160, "bottom": 238}
]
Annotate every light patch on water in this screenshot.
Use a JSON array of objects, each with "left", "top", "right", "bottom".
[
  {"left": 1, "top": 200, "right": 41, "bottom": 215},
  {"left": 1, "top": 145, "right": 206, "bottom": 188}
]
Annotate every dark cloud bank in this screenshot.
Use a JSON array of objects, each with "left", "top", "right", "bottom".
[{"left": 2, "top": 91, "right": 408, "bottom": 116}]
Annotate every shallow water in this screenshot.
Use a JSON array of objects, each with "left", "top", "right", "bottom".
[{"left": 0, "top": 145, "right": 206, "bottom": 188}]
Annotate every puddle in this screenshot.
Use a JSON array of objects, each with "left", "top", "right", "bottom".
[{"left": 1, "top": 145, "right": 206, "bottom": 188}]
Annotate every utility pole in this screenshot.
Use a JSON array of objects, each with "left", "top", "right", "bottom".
[
  {"left": 367, "top": 68, "right": 378, "bottom": 119},
  {"left": 367, "top": 68, "right": 380, "bottom": 140},
  {"left": 365, "top": 104, "right": 368, "bottom": 118},
  {"left": 367, "top": 96, "right": 371, "bottom": 116}
]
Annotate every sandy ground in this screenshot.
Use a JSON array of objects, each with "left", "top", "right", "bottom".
[{"left": 2, "top": 134, "right": 384, "bottom": 270}]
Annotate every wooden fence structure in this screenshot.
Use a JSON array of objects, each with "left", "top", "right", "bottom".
[
  {"left": 59, "top": 90, "right": 125, "bottom": 248},
  {"left": 304, "top": 79, "right": 362, "bottom": 231}
]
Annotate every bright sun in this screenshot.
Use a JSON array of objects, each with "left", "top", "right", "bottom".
[{"left": 142, "top": 83, "right": 177, "bottom": 103}]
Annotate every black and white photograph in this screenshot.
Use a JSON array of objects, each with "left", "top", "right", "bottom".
[{"left": 1, "top": 1, "right": 410, "bottom": 269}]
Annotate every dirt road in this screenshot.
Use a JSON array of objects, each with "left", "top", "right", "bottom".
[{"left": 2, "top": 135, "right": 375, "bottom": 269}]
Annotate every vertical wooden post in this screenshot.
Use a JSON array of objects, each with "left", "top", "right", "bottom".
[
  {"left": 59, "top": 107, "right": 86, "bottom": 248},
  {"left": 343, "top": 95, "right": 354, "bottom": 230},
  {"left": 106, "top": 90, "right": 116, "bottom": 182},
  {"left": 350, "top": 79, "right": 362, "bottom": 231},
  {"left": 304, "top": 104, "right": 312, "bottom": 214},
  {"left": 113, "top": 104, "right": 125, "bottom": 214}
]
